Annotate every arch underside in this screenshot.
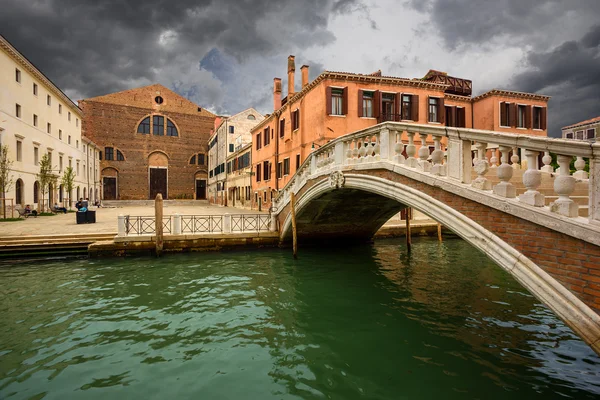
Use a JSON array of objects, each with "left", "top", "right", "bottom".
[{"left": 279, "top": 173, "right": 600, "bottom": 354}]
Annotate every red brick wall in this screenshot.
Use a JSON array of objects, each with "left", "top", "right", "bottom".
[
  {"left": 278, "top": 169, "right": 600, "bottom": 314},
  {"left": 80, "top": 85, "right": 214, "bottom": 200}
]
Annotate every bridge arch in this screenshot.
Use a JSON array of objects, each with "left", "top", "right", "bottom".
[{"left": 279, "top": 172, "right": 600, "bottom": 352}]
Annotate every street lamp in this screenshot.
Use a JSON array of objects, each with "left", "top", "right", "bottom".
[{"left": 311, "top": 142, "right": 322, "bottom": 150}]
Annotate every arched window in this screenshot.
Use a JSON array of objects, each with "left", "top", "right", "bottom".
[
  {"left": 189, "top": 155, "right": 196, "bottom": 165},
  {"left": 137, "top": 117, "right": 150, "bottom": 134},
  {"left": 247, "top": 114, "right": 256, "bottom": 120},
  {"left": 105, "top": 147, "right": 114, "bottom": 160},
  {"left": 153, "top": 116, "right": 164, "bottom": 135},
  {"left": 189, "top": 153, "right": 205, "bottom": 165},
  {"left": 16, "top": 179, "right": 23, "bottom": 206},
  {"left": 59, "top": 184, "right": 63, "bottom": 202},
  {"left": 116, "top": 149, "right": 125, "bottom": 161},
  {"left": 33, "top": 181, "right": 39, "bottom": 203},
  {"left": 167, "top": 119, "right": 178, "bottom": 136}
]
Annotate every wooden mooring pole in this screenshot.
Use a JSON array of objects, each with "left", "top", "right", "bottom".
[
  {"left": 291, "top": 192, "right": 298, "bottom": 259},
  {"left": 437, "top": 223, "right": 443, "bottom": 242},
  {"left": 155, "top": 193, "right": 164, "bottom": 257},
  {"left": 405, "top": 207, "right": 411, "bottom": 252}
]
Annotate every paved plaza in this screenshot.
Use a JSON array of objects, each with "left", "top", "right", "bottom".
[{"left": 0, "top": 204, "right": 266, "bottom": 237}]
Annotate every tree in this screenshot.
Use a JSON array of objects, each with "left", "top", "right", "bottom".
[
  {"left": 61, "top": 166, "right": 75, "bottom": 210},
  {"left": 0, "top": 145, "right": 14, "bottom": 218},
  {"left": 37, "top": 153, "right": 54, "bottom": 213}
]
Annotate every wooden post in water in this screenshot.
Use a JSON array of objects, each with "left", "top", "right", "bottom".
[
  {"left": 291, "top": 192, "right": 298, "bottom": 259},
  {"left": 437, "top": 223, "right": 443, "bottom": 242},
  {"left": 405, "top": 207, "right": 411, "bottom": 252},
  {"left": 155, "top": 193, "right": 164, "bottom": 257}
]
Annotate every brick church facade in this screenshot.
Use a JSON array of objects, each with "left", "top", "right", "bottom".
[{"left": 79, "top": 84, "right": 215, "bottom": 200}]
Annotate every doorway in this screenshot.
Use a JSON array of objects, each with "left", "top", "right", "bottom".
[
  {"left": 196, "top": 179, "right": 206, "bottom": 200},
  {"left": 149, "top": 168, "right": 168, "bottom": 200},
  {"left": 103, "top": 177, "right": 117, "bottom": 200}
]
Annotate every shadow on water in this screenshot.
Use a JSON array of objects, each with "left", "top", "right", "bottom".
[{"left": 0, "top": 236, "right": 598, "bottom": 399}]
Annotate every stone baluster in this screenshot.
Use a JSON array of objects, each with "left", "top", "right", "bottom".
[
  {"left": 352, "top": 139, "right": 359, "bottom": 164},
  {"left": 405, "top": 131, "right": 418, "bottom": 168},
  {"left": 519, "top": 150, "right": 544, "bottom": 206},
  {"left": 489, "top": 148, "right": 499, "bottom": 168},
  {"left": 345, "top": 139, "right": 354, "bottom": 165},
  {"left": 393, "top": 131, "right": 405, "bottom": 165},
  {"left": 373, "top": 133, "right": 381, "bottom": 162},
  {"left": 358, "top": 139, "right": 367, "bottom": 162},
  {"left": 550, "top": 154, "right": 579, "bottom": 217},
  {"left": 431, "top": 135, "right": 445, "bottom": 176},
  {"left": 493, "top": 145, "right": 516, "bottom": 198},
  {"left": 540, "top": 151, "right": 554, "bottom": 173},
  {"left": 472, "top": 142, "right": 492, "bottom": 190},
  {"left": 364, "top": 136, "right": 374, "bottom": 162},
  {"left": 511, "top": 147, "right": 520, "bottom": 169},
  {"left": 417, "top": 133, "right": 431, "bottom": 172},
  {"left": 590, "top": 144, "right": 600, "bottom": 225},
  {"left": 573, "top": 157, "right": 588, "bottom": 180}
]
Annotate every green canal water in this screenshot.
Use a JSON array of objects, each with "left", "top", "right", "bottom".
[{"left": 0, "top": 237, "right": 599, "bottom": 399}]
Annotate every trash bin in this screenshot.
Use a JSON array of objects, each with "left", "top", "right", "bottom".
[
  {"left": 86, "top": 210, "right": 96, "bottom": 223},
  {"left": 76, "top": 211, "right": 87, "bottom": 224}
]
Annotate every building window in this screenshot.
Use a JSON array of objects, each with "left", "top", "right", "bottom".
[
  {"left": 229, "top": 144, "right": 234, "bottom": 152},
  {"left": 190, "top": 155, "right": 196, "bottom": 165},
  {"left": 198, "top": 154, "right": 205, "bottom": 165},
  {"left": 229, "top": 125, "right": 235, "bottom": 134},
  {"left": 533, "top": 107, "right": 542, "bottom": 129},
  {"left": 33, "top": 181, "right": 39, "bottom": 203},
  {"left": 517, "top": 105, "right": 526, "bottom": 128},
  {"left": 76, "top": 118, "right": 79, "bottom": 127},
  {"left": 283, "top": 158, "right": 290, "bottom": 176},
  {"left": 47, "top": 95, "right": 51, "bottom": 106},
  {"left": 47, "top": 123, "right": 51, "bottom": 134},
  {"left": 15, "top": 68, "right": 21, "bottom": 83},
  {"left": 575, "top": 130, "right": 584, "bottom": 140},
  {"left": 33, "top": 83, "right": 38, "bottom": 95},
  {"left": 566, "top": 132, "right": 573, "bottom": 139},
  {"left": 15, "top": 104, "right": 21, "bottom": 118},
  {"left": 292, "top": 109, "right": 300, "bottom": 130},
  {"left": 256, "top": 164, "right": 261, "bottom": 182},
  {"left": 105, "top": 147, "right": 114, "bottom": 161},
  {"left": 277, "top": 162, "right": 283, "bottom": 179},
  {"left": 279, "top": 119, "right": 285, "bottom": 138},
  {"left": 33, "top": 114, "right": 38, "bottom": 127},
  {"left": 296, "top": 154, "right": 301, "bottom": 170},
  {"left": 263, "top": 161, "right": 270, "bottom": 181},
  {"left": 331, "top": 88, "right": 344, "bottom": 115},
  {"left": 68, "top": 112, "right": 71, "bottom": 121},
  {"left": 166, "top": 119, "right": 178, "bottom": 136},
  {"left": 256, "top": 133, "right": 262, "bottom": 150},
  {"left": 155, "top": 96, "right": 163, "bottom": 104},
  {"left": 247, "top": 114, "right": 256, "bottom": 120},
  {"left": 401, "top": 95, "right": 412, "bottom": 120},
  {"left": 76, "top": 140, "right": 79, "bottom": 148},
  {"left": 58, "top": 104, "right": 62, "bottom": 114},
  {"left": 362, "top": 91, "right": 374, "bottom": 118},
  {"left": 381, "top": 93, "right": 395, "bottom": 121},
  {"left": 138, "top": 117, "right": 150, "bottom": 134},
  {"left": 116, "top": 149, "right": 125, "bottom": 161},
  {"left": 68, "top": 135, "right": 71, "bottom": 144},
  {"left": 153, "top": 116, "right": 164, "bottom": 135},
  {"left": 586, "top": 129, "right": 596, "bottom": 139},
  {"left": 428, "top": 97, "right": 439, "bottom": 123},
  {"left": 16, "top": 140, "right": 22, "bottom": 162},
  {"left": 34, "top": 147, "right": 39, "bottom": 166},
  {"left": 77, "top": 161, "right": 80, "bottom": 176},
  {"left": 59, "top": 129, "right": 62, "bottom": 140},
  {"left": 500, "top": 102, "right": 511, "bottom": 127},
  {"left": 59, "top": 156, "right": 63, "bottom": 172},
  {"left": 263, "top": 127, "right": 270, "bottom": 146}
]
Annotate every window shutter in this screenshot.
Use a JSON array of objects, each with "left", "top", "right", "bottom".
[
  {"left": 342, "top": 87, "right": 348, "bottom": 115},
  {"left": 411, "top": 95, "right": 419, "bottom": 121},
  {"left": 500, "top": 102, "right": 507, "bottom": 126},
  {"left": 541, "top": 107, "right": 547, "bottom": 130},
  {"left": 296, "top": 109, "right": 300, "bottom": 130},
  {"left": 525, "top": 105, "right": 532, "bottom": 129},
  {"left": 373, "top": 91, "right": 381, "bottom": 119},
  {"left": 326, "top": 87, "right": 332, "bottom": 115},
  {"left": 509, "top": 103, "right": 517, "bottom": 128},
  {"left": 395, "top": 93, "right": 402, "bottom": 119},
  {"left": 457, "top": 107, "right": 466, "bottom": 127},
  {"left": 357, "top": 89, "right": 363, "bottom": 117},
  {"left": 439, "top": 98, "right": 445, "bottom": 124}
]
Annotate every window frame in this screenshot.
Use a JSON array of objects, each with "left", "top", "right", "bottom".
[
  {"left": 428, "top": 97, "right": 440, "bottom": 123},
  {"left": 331, "top": 88, "right": 344, "bottom": 116},
  {"left": 105, "top": 147, "right": 114, "bottom": 161},
  {"left": 283, "top": 158, "right": 290, "bottom": 176},
  {"left": 500, "top": 102, "right": 511, "bottom": 128}
]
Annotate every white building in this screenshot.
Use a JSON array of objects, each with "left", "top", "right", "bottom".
[
  {"left": 225, "top": 143, "right": 253, "bottom": 209},
  {"left": 208, "top": 108, "right": 264, "bottom": 205},
  {"left": 0, "top": 35, "right": 100, "bottom": 211},
  {"left": 562, "top": 116, "right": 599, "bottom": 141}
]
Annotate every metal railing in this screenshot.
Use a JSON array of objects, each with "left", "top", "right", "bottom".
[
  {"left": 231, "top": 214, "right": 271, "bottom": 232},
  {"left": 181, "top": 215, "right": 223, "bottom": 234},
  {"left": 125, "top": 216, "right": 172, "bottom": 235}
]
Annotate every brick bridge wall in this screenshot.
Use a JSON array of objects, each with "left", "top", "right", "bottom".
[{"left": 277, "top": 169, "right": 600, "bottom": 315}]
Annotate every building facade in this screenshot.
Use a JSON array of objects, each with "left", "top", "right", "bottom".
[
  {"left": 79, "top": 84, "right": 215, "bottom": 200},
  {"left": 562, "top": 116, "right": 599, "bottom": 141},
  {"left": 0, "top": 35, "right": 99, "bottom": 211},
  {"left": 251, "top": 56, "right": 550, "bottom": 210},
  {"left": 225, "top": 143, "right": 253, "bottom": 209},
  {"left": 208, "top": 108, "right": 263, "bottom": 205}
]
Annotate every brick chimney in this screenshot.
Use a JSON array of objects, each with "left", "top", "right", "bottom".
[
  {"left": 301, "top": 65, "right": 309, "bottom": 88},
  {"left": 273, "top": 78, "right": 282, "bottom": 111},
  {"left": 287, "top": 55, "right": 295, "bottom": 96}
]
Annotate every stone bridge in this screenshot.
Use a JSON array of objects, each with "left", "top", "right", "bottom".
[{"left": 272, "top": 122, "right": 600, "bottom": 354}]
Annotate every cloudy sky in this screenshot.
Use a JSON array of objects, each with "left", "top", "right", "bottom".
[{"left": 1, "top": 0, "right": 598, "bottom": 136}]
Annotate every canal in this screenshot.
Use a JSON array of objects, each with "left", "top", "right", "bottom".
[{"left": 0, "top": 237, "right": 598, "bottom": 399}]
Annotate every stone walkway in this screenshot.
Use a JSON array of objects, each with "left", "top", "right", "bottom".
[{"left": 0, "top": 204, "right": 265, "bottom": 237}]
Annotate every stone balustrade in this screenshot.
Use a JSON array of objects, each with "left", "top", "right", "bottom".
[{"left": 275, "top": 122, "right": 600, "bottom": 245}]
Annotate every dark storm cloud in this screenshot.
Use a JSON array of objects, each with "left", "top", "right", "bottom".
[
  {"left": 0, "top": 0, "right": 363, "bottom": 113},
  {"left": 511, "top": 24, "right": 600, "bottom": 136}
]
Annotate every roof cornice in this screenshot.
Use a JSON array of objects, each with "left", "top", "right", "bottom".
[
  {"left": 472, "top": 89, "right": 551, "bottom": 102},
  {"left": 0, "top": 35, "right": 83, "bottom": 116}
]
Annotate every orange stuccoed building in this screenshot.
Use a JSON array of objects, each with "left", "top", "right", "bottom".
[{"left": 251, "top": 56, "right": 550, "bottom": 210}]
